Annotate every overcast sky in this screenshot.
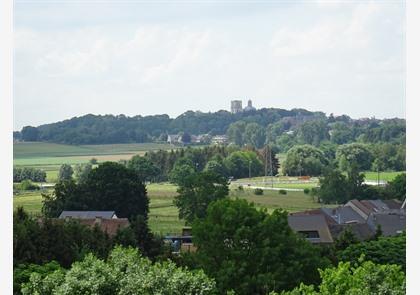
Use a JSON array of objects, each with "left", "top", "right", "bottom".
[{"left": 14, "top": 0, "right": 405, "bottom": 130}]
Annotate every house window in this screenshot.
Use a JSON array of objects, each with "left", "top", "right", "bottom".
[{"left": 298, "top": 231, "right": 320, "bottom": 239}]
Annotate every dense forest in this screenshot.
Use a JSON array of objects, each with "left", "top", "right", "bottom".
[{"left": 14, "top": 108, "right": 406, "bottom": 146}]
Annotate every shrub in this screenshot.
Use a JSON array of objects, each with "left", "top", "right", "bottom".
[
  {"left": 279, "top": 189, "right": 287, "bottom": 195},
  {"left": 237, "top": 185, "right": 244, "bottom": 191},
  {"left": 303, "top": 188, "right": 310, "bottom": 194},
  {"left": 17, "top": 180, "right": 40, "bottom": 191},
  {"left": 254, "top": 188, "right": 264, "bottom": 195}
]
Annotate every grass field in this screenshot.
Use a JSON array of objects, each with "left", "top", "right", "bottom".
[
  {"left": 13, "top": 181, "right": 328, "bottom": 234},
  {"left": 363, "top": 171, "right": 404, "bottom": 182},
  {"left": 14, "top": 142, "right": 178, "bottom": 182}
]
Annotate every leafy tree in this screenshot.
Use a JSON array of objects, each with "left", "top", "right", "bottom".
[
  {"left": 127, "top": 155, "right": 160, "bottom": 182},
  {"left": 14, "top": 207, "right": 113, "bottom": 268},
  {"left": 336, "top": 143, "right": 373, "bottom": 173},
  {"left": 282, "top": 145, "right": 328, "bottom": 176},
  {"left": 244, "top": 122, "right": 266, "bottom": 148},
  {"left": 334, "top": 227, "right": 359, "bottom": 251},
  {"left": 21, "top": 126, "right": 39, "bottom": 141},
  {"left": 21, "top": 246, "right": 216, "bottom": 295},
  {"left": 58, "top": 164, "right": 74, "bottom": 181},
  {"left": 114, "top": 215, "right": 164, "bottom": 259},
  {"left": 275, "top": 133, "right": 297, "bottom": 153},
  {"left": 43, "top": 162, "right": 149, "bottom": 219},
  {"left": 266, "top": 121, "right": 289, "bottom": 143},
  {"left": 227, "top": 121, "right": 247, "bottom": 146},
  {"left": 337, "top": 234, "right": 406, "bottom": 270},
  {"left": 204, "top": 160, "right": 228, "bottom": 177},
  {"left": 223, "top": 150, "right": 264, "bottom": 179},
  {"left": 280, "top": 260, "right": 405, "bottom": 295},
  {"left": 13, "top": 167, "right": 46, "bottom": 183},
  {"left": 329, "top": 122, "right": 353, "bottom": 144},
  {"left": 385, "top": 173, "right": 406, "bottom": 201},
  {"left": 74, "top": 163, "right": 92, "bottom": 184},
  {"left": 174, "top": 171, "right": 229, "bottom": 224},
  {"left": 14, "top": 261, "right": 63, "bottom": 295},
  {"left": 192, "top": 199, "right": 330, "bottom": 294},
  {"left": 296, "top": 119, "right": 329, "bottom": 146},
  {"left": 169, "top": 157, "right": 196, "bottom": 186},
  {"left": 317, "top": 168, "right": 349, "bottom": 204}
]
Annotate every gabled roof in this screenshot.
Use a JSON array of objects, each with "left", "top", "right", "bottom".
[
  {"left": 321, "top": 206, "right": 366, "bottom": 224},
  {"left": 59, "top": 211, "right": 117, "bottom": 219},
  {"left": 367, "top": 211, "right": 406, "bottom": 236},
  {"left": 329, "top": 223, "right": 374, "bottom": 241},
  {"left": 288, "top": 214, "right": 334, "bottom": 244}
]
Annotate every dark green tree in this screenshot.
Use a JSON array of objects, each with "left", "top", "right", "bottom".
[
  {"left": 174, "top": 171, "right": 229, "bottom": 224},
  {"left": 244, "top": 122, "right": 266, "bottom": 148},
  {"left": 127, "top": 155, "right": 160, "bottom": 182},
  {"left": 282, "top": 145, "right": 328, "bottom": 176},
  {"left": 192, "top": 199, "right": 330, "bottom": 294},
  {"left": 58, "top": 164, "right": 74, "bottom": 182},
  {"left": 43, "top": 162, "right": 149, "bottom": 219}
]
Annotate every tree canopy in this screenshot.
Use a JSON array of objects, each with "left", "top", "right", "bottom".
[
  {"left": 174, "top": 171, "right": 229, "bottom": 224},
  {"left": 42, "top": 162, "right": 149, "bottom": 219},
  {"left": 282, "top": 145, "right": 328, "bottom": 176},
  {"left": 21, "top": 246, "right": 216, "bottom": 295},
  {"left": 191, "top": 198, "right": 330, "bottom": 294}
]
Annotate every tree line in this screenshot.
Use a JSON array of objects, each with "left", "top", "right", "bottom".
[{"left": 14, "top": 108, "right": 405, "bottom": 146}]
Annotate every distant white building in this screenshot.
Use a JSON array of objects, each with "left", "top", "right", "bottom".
[{"left": 211, "top": 135, "right": 229, "bottom": 145}]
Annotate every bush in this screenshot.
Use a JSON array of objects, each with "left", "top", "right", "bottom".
[
  {"left": 237, "top": 185, "right": 244, "bottom": 191},
  {"left": 17, "top": 180, "right": 40, "bottom": 191},
  {"left": 254, "top": 188, "right": 264, "bottom": 195},
  {"left": 279, "top": 189, "right": 287, "bottom": 195},
  {"left": 303, "top": 188, "right": 310, "bottom": 194}
]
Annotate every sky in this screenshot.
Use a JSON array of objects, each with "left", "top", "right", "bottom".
[{"left": 13, "top": 0, "right": 405, "bottom": 130}]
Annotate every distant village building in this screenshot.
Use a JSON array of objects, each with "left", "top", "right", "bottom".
[
  {"left": 231, "top": 100, "right": 243, "bottom": 114},
  {"left": 287, "top": 199, "right": 405, "bottom": 244},
  {"left": 211, "top": 135, "right": 229, "bottom": 145},
  {"left": 243, "top": 99, "right": 256, "bottom": 112},
  {"left": 56, "top": 211, "right": 129, "bottom": 237},
  {"left": 230, "top": 99, "right": 256, "bottom": 113}
]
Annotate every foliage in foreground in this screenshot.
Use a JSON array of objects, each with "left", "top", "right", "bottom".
[
  {"left": 278, "top": 260, "right": 405, "bottom": 295},
  {"left": 191, "top": 198, "right": 330, "bottom": 295},
  {"left": 21, "top": 246, "right": 216, "bottom": 295},
  {"left": 337, "top": 233, "right": 406, "bottom": 270}
]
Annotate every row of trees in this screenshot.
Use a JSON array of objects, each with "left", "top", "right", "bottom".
[
  {"left": 142, "top": 145, "right": 277, "bottom": 181},
  {"left": 15, "top": 109, "right": 405, "bottom": 146},
  {"left": 13, "top": 167, "right": 46, "bottom": 183},
  {"left": 282, "top": 143, "right": 405, "bottom": 177}
]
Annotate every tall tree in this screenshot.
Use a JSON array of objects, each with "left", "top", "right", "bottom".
[
  {"left": 174, "top": 171, "right": 229, "bottom": 224},
  {"left": 192, "top": 199, "right": 329, "bottom": 294},
  {"left": 58, "top": 164, "right": 74, "bottom": 182},
  {"left": 244, "top": 122, "right": 266, "bottom": 148},
  {"left": 282, "top": 145, "right": 328, "bottom": 176}
]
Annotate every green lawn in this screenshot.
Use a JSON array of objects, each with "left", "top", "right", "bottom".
[{"left": 363, "top": 171, "right": 404, "bottom": 182}]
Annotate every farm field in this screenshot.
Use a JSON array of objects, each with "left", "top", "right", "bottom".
[
  {"left": 13, "top": 182, "right": 328, "bottom": 234},
  {"left": 14, "top": 142, "right": 179, "bottom": 182}
]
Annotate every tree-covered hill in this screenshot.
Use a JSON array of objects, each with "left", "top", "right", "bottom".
[{"left": 14, "top": 108, "right": 405, "bottom": 146}]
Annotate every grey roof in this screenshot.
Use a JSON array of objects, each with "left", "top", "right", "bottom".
[
  {"left": 367, "top": 211, "right": 406, "bottom": 236},
  {"left": 321, "top": 206, "right": 365, "bottom": 224},
  {"left": 288, "top": 214, "right": 334, "bottom": 244},
  {"left": 59, "top": 211, "right": 117, "bottom": 219},
  {"left": 329, "top": 223, "right": 374, "bottom": 241}
]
